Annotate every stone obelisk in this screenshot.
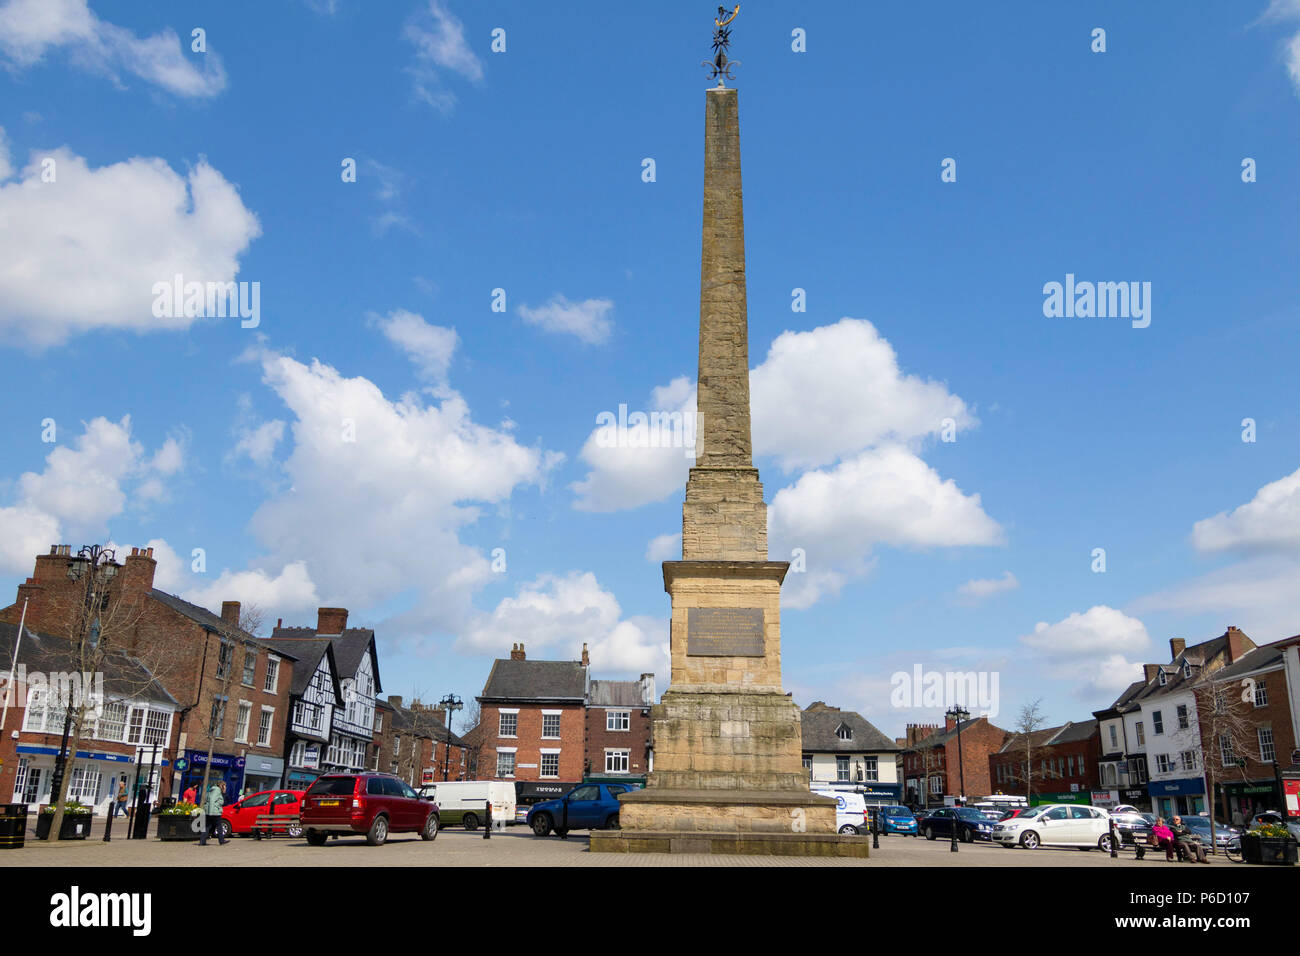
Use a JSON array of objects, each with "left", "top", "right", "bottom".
[{"left": 597, "top": 18, "right": 862, "bottom": 856}]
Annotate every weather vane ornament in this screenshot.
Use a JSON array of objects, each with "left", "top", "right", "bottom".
[{"left": 705, "top": 5, "right": 741, "bottom": 87}]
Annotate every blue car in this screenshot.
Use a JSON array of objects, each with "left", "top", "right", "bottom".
[
  {"left": 879, "top": 805, "right": 919, "bottom": 836},
  {"left": 527, "top": 783, "right": 636, "bottom": 837}
]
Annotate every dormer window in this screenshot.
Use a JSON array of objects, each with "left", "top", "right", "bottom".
[
  {"left": 1182, "top": 660, "right": 1192, "bottom": 679},
  {"left": 1158, "top": 670, "right": 1167, "bottom": 686},
  {"left": 835, "top": 723, "right": 852, "bottom": 741}
]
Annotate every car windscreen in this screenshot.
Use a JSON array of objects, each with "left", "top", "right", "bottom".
[
  {"left": 955, "top": 809, "right": 988, "bottom": 820},
  {"left": 1017, "top": 806, "right": 1046, "bottom": 819},
  {"left": 306, "top": 776, "right": 356, "bottom": 796}
]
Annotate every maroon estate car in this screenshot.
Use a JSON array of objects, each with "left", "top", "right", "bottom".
[{"left": 301, "top": 773, "right": 440, "bottom": 846}]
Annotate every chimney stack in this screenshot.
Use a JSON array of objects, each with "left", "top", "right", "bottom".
[
  {"left": 317, "top": 607, "right": 349, "bottom": 634},
  {"left": 121, "top": 545, "right": 157, "bottom": 595},
  {"left": 510, "top": 643, "right": 526, "bottom": 661},
  {"left": 388, "top": 695, "right": 403, "bottom": 709},
  {"left": 581, "top": 642, "right": 589, "bottom": 667},
  {"left": 221, "top": 601, "right": 241, "bottom": 627},
  {"left": 1224, "top": 626, "right": 1254, "bottom": 662},
  {"left": 1169, "top": 638, "right": 1186, "bottom": 660},
  {"left": 1143, "top": 663, "right": 1160, "bottom": 684}
]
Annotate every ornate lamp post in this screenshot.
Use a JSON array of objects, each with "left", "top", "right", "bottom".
[
  {"left": 438, "top": 693, "right": 462, "bottom": 782},
  {"left": 49, "top": 545, "right": 116, "bottom": 826},
  {"left": 945, "top": 705, "right": 971, "bottom": 853}
]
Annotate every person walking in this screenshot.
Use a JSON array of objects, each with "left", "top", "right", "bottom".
[
  {"left": 113, "top": 780, "right": 128, "bottom": 818},
  {"left": 182, "top": 782, "right": 197, "bottom": 805},
  {"left": 200, "top": 780, "right": 228, "bottom": 846}
]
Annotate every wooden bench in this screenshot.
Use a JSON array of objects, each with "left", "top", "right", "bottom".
[{"left": 251, "top": 813, "right": 302, "bottom": 839}]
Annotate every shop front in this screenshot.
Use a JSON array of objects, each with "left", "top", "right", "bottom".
[
  {"left": 285, "top": 742, "right": 323, "bottom": 791},
  {"left": 1216, "top": 780, "right": 1280, "bottom": 827},
  {"left": 1031, "top": 790, "right": 1090, "bottom": 806},
  {"left": 179, "top": 750, "right": 245, "bottom": 801},
  {"left": 241, "top": 754, "right": 284, "bottom": 797},
  {"left": 1148, "top": 776, "right": 1205, "bottom": 818},
  {"left": 12, "top": 745, "right": 167, "bottom": 815}
]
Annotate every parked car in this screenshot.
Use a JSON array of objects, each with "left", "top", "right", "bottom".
[
  {"left": 879, "top": 805, "right": 918, "bottom": 836},
  {"left": 992, "top": 803, "right": 1114, "bottom": 851},
  {"left": 301, "top": 773, "right": 440, "bottom": 846},
  {"left": 416, "top": 781, "right": 515, "bottom": 830},
  {"left": 1181, "top": 815, "right": 1238, "bottom": 851},
  {"left": 526, "top": 783, "right": 632, "bottom": 836},
  {"left": 1109, "top": 810, "right": 1153, "bottom": 848},
  {"left": 219, "top": 789, "right": 305, "bottom": 838},
  {"left": 919, "top": 807, "right": 996, "bottom": 843}
]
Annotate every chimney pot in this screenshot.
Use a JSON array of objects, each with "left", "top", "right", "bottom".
[
  {"left": 317, "top": 607, "right": 349, "bottom": 634},
  {"left": 510, "top": 643, "right": 526, "bottom": 661},
  {"left": 581, "top": 642, "right": 589, "bottom": 667},
  {"left": 221, "top": 601, "right": 241, "bottom": 626}
]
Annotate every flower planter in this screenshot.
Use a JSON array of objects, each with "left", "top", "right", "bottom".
[
  {"left": 156, "top": 814, "right": 201, "bottom": 841},
  {"left": 1241, "top": 833, "right": 1297, "bottom": 865},
  {"left": 35, "top": 813, "right": 91, "bottom": 840}
]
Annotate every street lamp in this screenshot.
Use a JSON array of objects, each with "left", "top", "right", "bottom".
[
  {"left": 945, "top": 705, "right": 970, "bottom": 854},
  {"left": 438, "top": 693, "right": 462, "bottom": 782},
  {"left": 49, "top": 544, "right": 116, "bottom": 824}
]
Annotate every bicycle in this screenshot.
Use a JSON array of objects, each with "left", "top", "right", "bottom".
[{"left": 1223, "top": 835, "right": 1243, "bottom": 863}]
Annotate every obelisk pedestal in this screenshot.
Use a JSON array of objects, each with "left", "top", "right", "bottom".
[{"left": 591, "top": 87, "right": 865, "bottom": 857}]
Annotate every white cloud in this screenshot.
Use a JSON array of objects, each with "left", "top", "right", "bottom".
[
  {"left": 404, "top": 0, "right": 483, "bottom": 113},
  {"left": 752, "top": 318, "right": 975, "bottom": 470},
  {"left": 1259, "top": 0, "right": 1300, "bottom": 94},
  {"left": 0, "top": 147, "right": 260, "bottom": 348},
  {"left": 1192, "top": 467, "right": 1300, "bottom": 553},
  {"left": 238, "top": 347, "right": 561, "bottom": 633},
  {"left": 231, "top": 420, "right": 286, "bottom": 467},
  {"left": 184, "top": 561, "right": 321, "bottom": 620},
  {"left": 374, "top": 309, "right": 458, "bottom": 385},
  {"left": 957, "top": 571, "right": 1019, "bottom": 602},
  {"left": 1019, "top": 605, "right": 1151, "bottom": 694},
  {"left": 0, "top": 126, "right": 11, "bottom": 180},
  {"left": 0, "top": 0, "right": 226, "bottom": 98},
  {"left": 458, "top": 571, "right": 668, "bottom": 676},
  {"left": 769, "top": 445, "right": 1003, "bottom": 561},
  {"left": 571, "top": 377, "right": 694, "bottom": 512},
  {"left": 517, "top": 295, "right": 614, "bottom": 345},
  {"left": 1131, "top": 557, "right": 1300, "bottom": 642},
  {"left": 0, "top": 417, "right": 183, "bottom": 573},
  {"left": 645, "top": 532, "right": 681, "bottom": 563}
]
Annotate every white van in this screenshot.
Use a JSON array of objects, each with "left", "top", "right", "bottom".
[
  {"left": 813, "top": 788, "right": 867, "bottom": 835},
  {"left": 418, "top": 781, "right": 516, "bottom": 829}
]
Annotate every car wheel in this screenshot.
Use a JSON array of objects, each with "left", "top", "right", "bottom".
[
  {"left": 1098, "top": 834, "right": 1113, "bottom": 853},
  {"left": 605, "top": 813, "right": 620, "bottom": 830},
  {"left": 462, "top": 812, "right": 479, "bottom": 831},
  {"left": 838, "top": 824, "right": 858, "bottom": 835},
  {"left": 288, "top": 823, "right": 303, "bottom": 838},
  {"left": 1020, "top": 830, "right": 1040, "bottom": 849},
  {"left": 531, "top": 813, "right": 553, "bottom": 837},
  {"left": 421, "top": 813, "right": 439, "bottom": 842},
  {"left": 924, "top": 826, "right": 935, "bottom": 841},
  {"left": 305, "top": 829, "right": 327, "bottom": 846},
  {"left": 366, "top": 815, "right": 389, "bottom": 847}
]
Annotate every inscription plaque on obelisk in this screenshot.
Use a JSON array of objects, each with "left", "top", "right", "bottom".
[{"left": 686, "top": 607, "right": 764, "bottom": 657}]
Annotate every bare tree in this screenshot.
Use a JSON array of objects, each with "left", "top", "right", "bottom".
[
  {"left": 193, "top": 604, "right": 266, "bottom": 813},
  {"left": 999, "top": 700, "right": 1058, "bottom": 805},
  {"left": 1189, "top": 680, "right": 1261, "bottom": 848}
]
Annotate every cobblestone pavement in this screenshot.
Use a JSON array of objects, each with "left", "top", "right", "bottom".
[{"left": 5, "top": 823, "right": 1253, "bottom": 867}]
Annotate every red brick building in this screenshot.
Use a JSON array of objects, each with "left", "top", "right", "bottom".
[
  {"left": 0, "top": 545, "right": 296, "bottom": 799},
  {"left": 989, "top": 719, "right": 1101, "bottom": 804},
  {"left": 902, "top": 715, "right": 1009, "bottom": 808},
  {"left": 584, "top": 675, "right": 654, "bottom": 779},
  {"left": 476, "top": 643, "right": 588, "bottom": 786}
]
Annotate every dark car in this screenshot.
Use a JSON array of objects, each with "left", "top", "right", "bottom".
[
  {"left": 1109, "top": 810, "right": 1153, "bottom": 848},
  {"left": 526, "top": 783, "right": 634, "bottom": 837},
  {"left": 919, "top": 806, "right": 995, "bottom": 843},
  {"left": 301, "top": 773, "right": 440, "bottom": 846}
]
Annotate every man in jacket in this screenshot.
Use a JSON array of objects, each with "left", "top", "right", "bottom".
[
  {"left": 199, "top": 780, "right": 228, "bottom": 846},
  {"left": 1170, "top": 815, "right": 1208, "bottom": 863}
]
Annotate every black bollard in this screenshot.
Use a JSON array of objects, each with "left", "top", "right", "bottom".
[
  {"left": 484, "top": 800, "right": 491, "bottom": 840},
  {"left": 1109, "top": 817, "right": 1118, "bottom": 859},
  {"left": 872, "top": 808, "right": 879, "bottom": 849}
]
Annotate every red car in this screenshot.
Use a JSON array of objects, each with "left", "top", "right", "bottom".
[
  {"left": 219, "top": 789, "right": 306, "bottom": 838},
  {"left": 300, "top": 773, "right": 439, "bottom": 846}
]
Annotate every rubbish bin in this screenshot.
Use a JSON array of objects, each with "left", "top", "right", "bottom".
[
  {"left": 0, "top": 804, "right": 27, "bottom": 849},
  {"left": 130, "top": 795, "right": 152, "bottom": 840}
]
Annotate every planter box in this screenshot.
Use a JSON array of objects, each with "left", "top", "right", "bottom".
[
  {"left": 35, "top": 813, "right": 91, "bottom": 841},
  {"left": 1241, "top": 833, "right": 1298, "bottom": 865},
  {"left": 156, "top": 814, "right": 200, "bottom": 841}
]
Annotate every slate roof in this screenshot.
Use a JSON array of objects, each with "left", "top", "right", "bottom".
[
  {"left": 1047, "top": 718, "right": 1099, "bottom": 745},
  {"left": 588, "top": 679, "right": 650, "bottom": 708},
  {"left": 1208, "top": 642, "right": 1285, "bottom": 681},
  {"left": 149, "top": 588, "right": 290, "bottom": 656},
  {"left": 393, "top": 706, "right": 468, "bottom": 747},
  {"left": 262, "top": 636, "right": 338, "bottom": 698},
  {"left": 0, "top": 621, "right": 178, "bottom": 708},
  {"left": 801, "top": 703, "right": 899, "bottom": 753},
  {"left": 479, "top": 658, "right": 587, "bottom": 702},
  {"left": 269, "top": 625, "right": 379, "bottom": 694},
  {"left": 998, "top": 725, "right": 1065, "bottom": 754}
]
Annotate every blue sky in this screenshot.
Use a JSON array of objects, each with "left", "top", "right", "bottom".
[{"left": 1, "top": 1, "right": 1298, "bottom": 739}]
